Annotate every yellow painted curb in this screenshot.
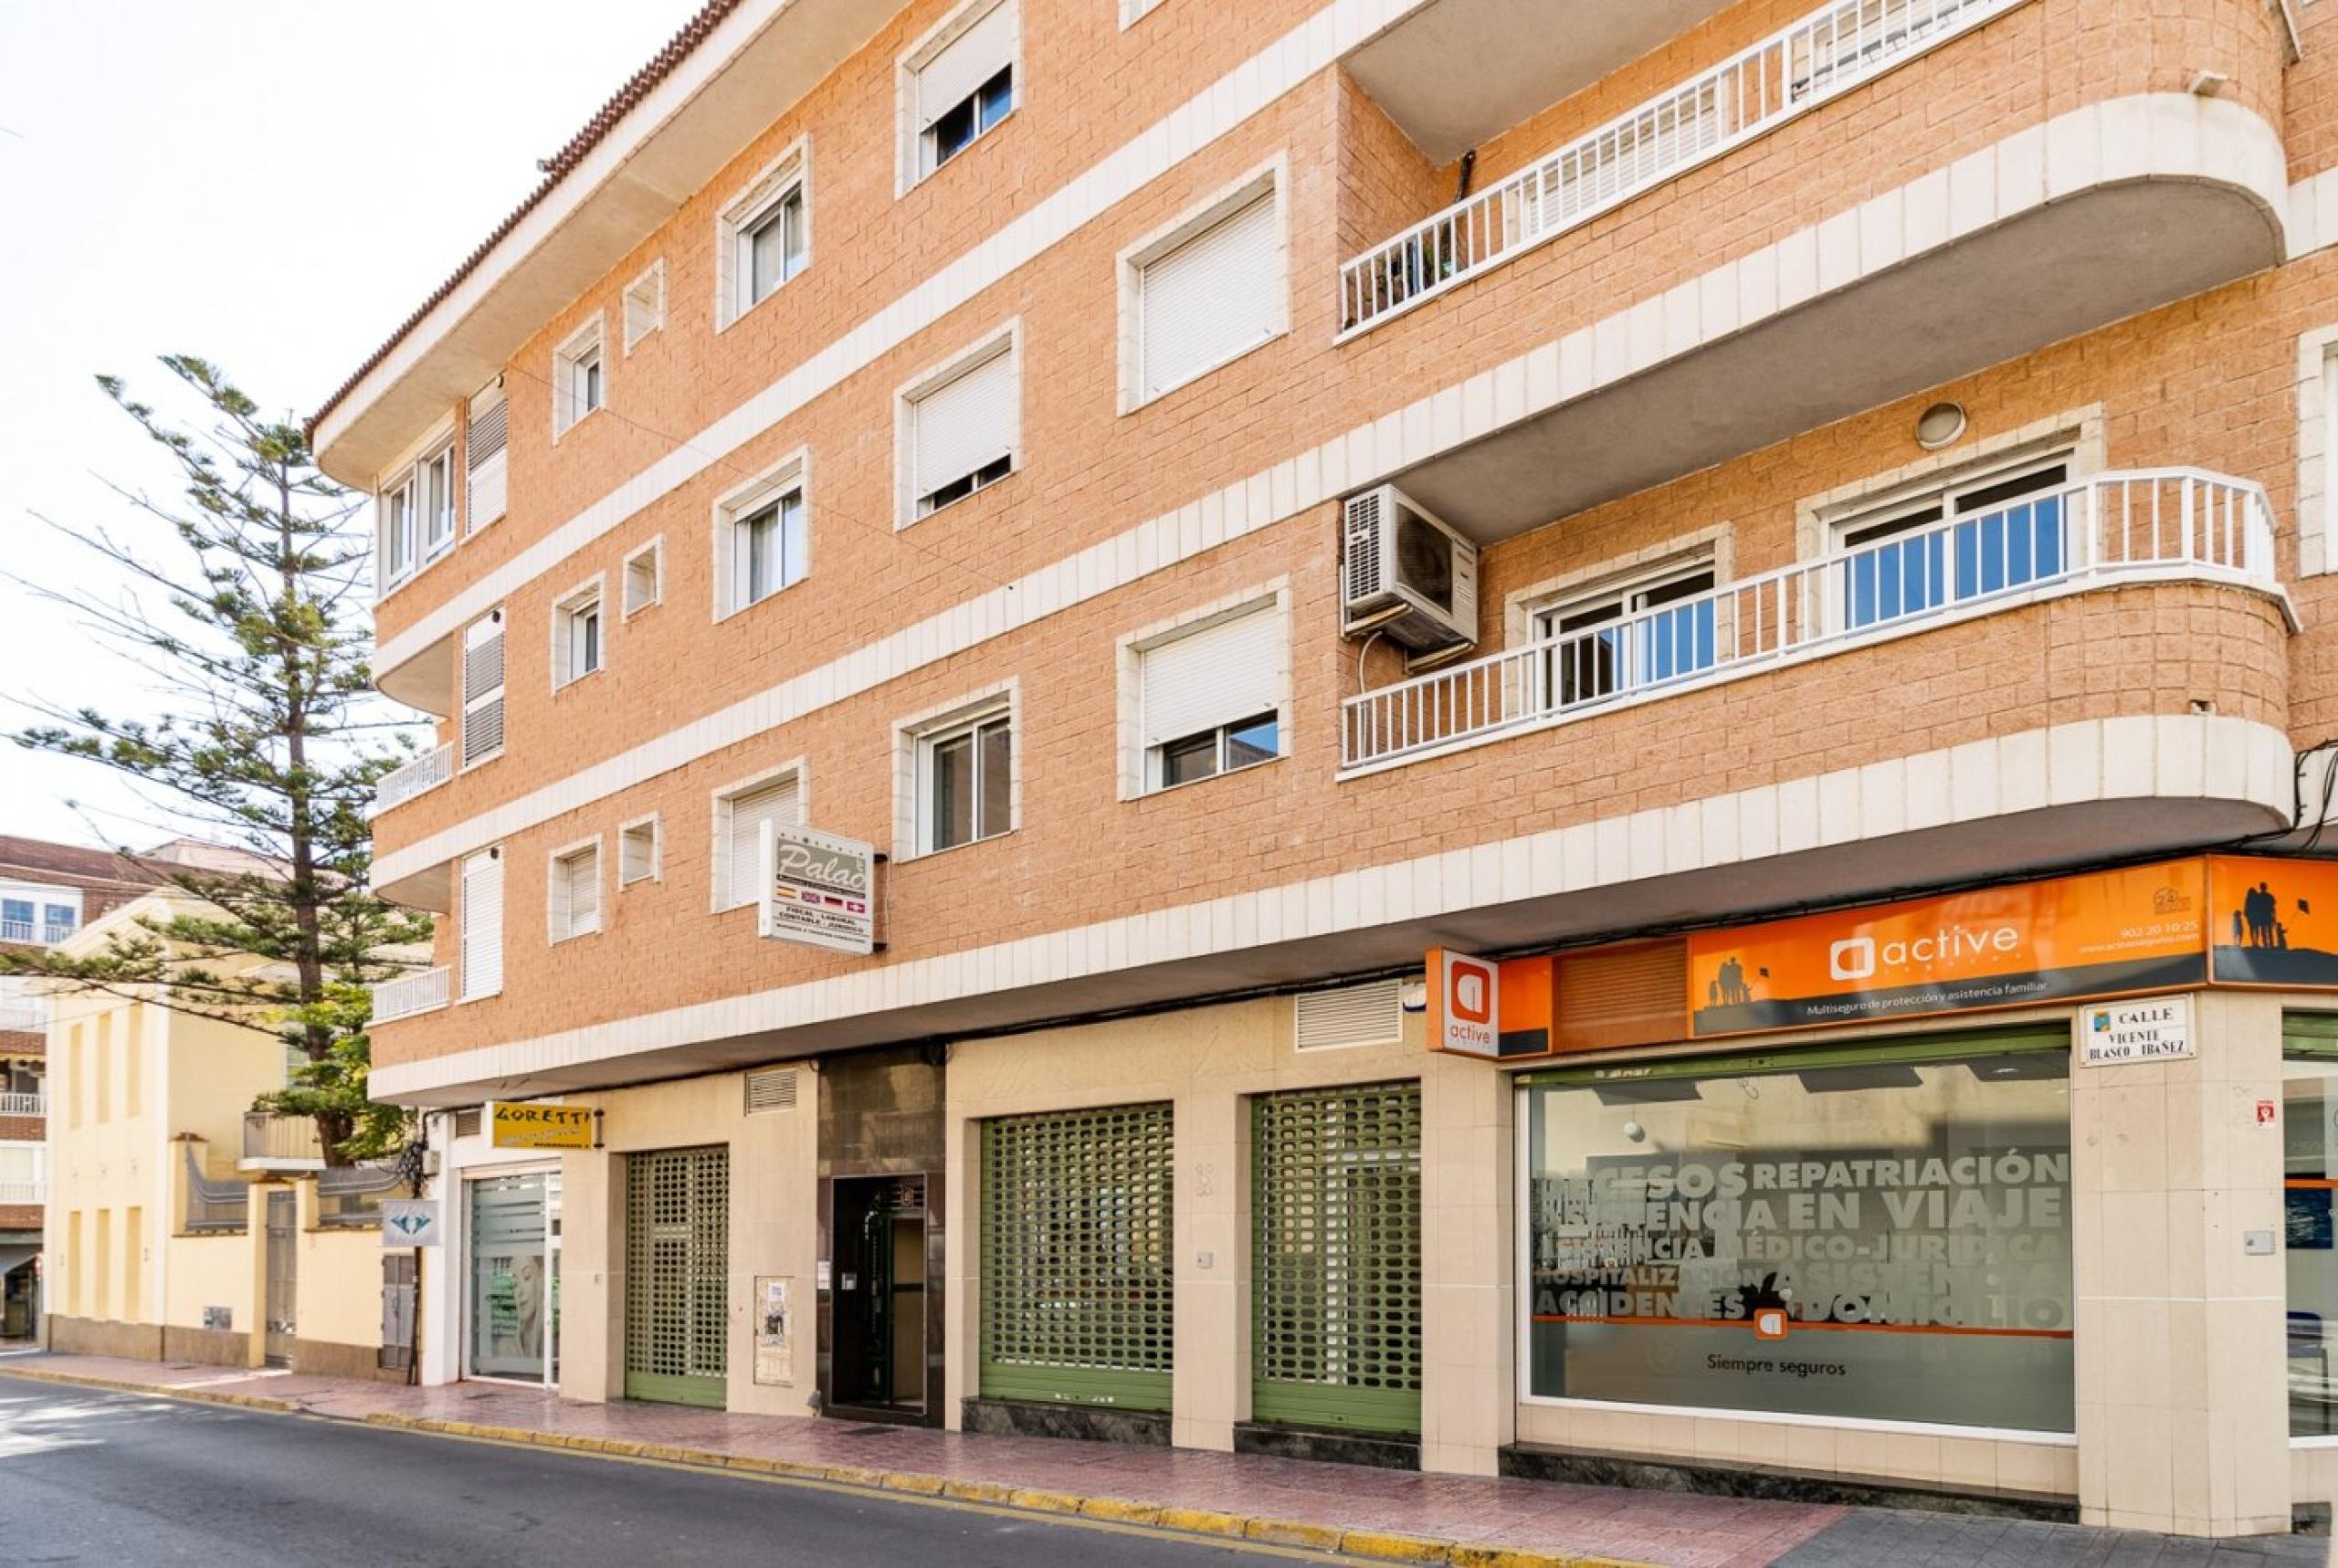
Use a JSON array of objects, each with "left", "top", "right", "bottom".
[
  {"left": 1154, "top": 1505, "right": 1251, "bottom": 1539},
  {"left": 1246, "top": 1518, "right": 1347, "bottom": 1551},
  {"left": 1078, "top": 1496, "right": 1164, "bottom": 1526},
  {"left": 1008, "top": 1488, "right": 1088, "bottom": 1516},
  {"left": 1335, "top": 1529, "right": 1451, "bottom": 1563},
  {"left": 883, "top": 1472, "right": 949, "bottom": 1495},
  {"left": 940, "top": 1478, "right": 1018, "bottom": 1505}
]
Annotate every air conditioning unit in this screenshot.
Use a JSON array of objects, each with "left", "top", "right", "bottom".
[{"left": 1342, "top": 484, "right": 1478, "bottom": 657}]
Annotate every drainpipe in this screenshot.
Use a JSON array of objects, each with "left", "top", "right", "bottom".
[{"left": 1452, "top": 149, "right": 1477, "bottom": 204}]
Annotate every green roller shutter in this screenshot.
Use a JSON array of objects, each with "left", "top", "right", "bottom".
[
  {"left": 1251, "top": 1080, "right": 1422, "bottom": 1436},
  {"left": 624, "top": 1144, "right": 728, "bottom": 1407},
  {"left": 2287, "top": 1013, "right": 2338, "bottom": 1058},
  {"left": 981, "top": 1102, "right": 1174, "bottom": 1410}
]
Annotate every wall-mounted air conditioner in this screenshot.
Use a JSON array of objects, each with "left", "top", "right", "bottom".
[{"left": 1341, "top": 484, "right": 1478, "bottom": 658}]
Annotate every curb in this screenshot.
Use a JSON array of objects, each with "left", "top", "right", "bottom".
[{"left": 5, "top": 1365, "right": 1652, "bottom": 1568}]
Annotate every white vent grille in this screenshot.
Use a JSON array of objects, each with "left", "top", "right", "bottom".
[
  {"left": 461, "top": 611, "right": 506, "bottom": 766},
  {"left": 1294, "top": 980, "right": 1405, "bottom": 1051},
  {"left": 744, "top": 1067, "right": 799, "bottom": 1113},
  {"left": 453, "top": 1108, "right": 482, "bottom": 1139},
  {"left": 467, "top": 384, "right": 508, "bottom": 530},
  {"left": 1343, "top": 491, "right": 1384, "bottom": 603}
]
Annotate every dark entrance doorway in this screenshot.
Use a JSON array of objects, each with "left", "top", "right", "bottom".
[
  {"left": 828, "top": 1173, "right": 928, "bottom": 1416},
  {"left": 816, "top": 1045, "right": 944, "bottom": 1426}
]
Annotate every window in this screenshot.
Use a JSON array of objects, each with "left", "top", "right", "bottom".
[
  {"left": 903, "top": 0, "right": 1016, "bottom": 186},
  {"left": 1121, "top": 0, "right": 1164, "bottom": 24},
  {"left": 547, "top": 841, "right": 602, "bottom": 943},
  {"left": 1133, "top": 598, "right": 1285, "bottom": 793},
  {"left": 717, "top": 148, "right": 808, "bottom": 328},
  {"left": 553, "top": 579, "right": 604, "bottom": 689},
  {"left": 918, "top": 705, "right": 1013, "bottom": 854},
  {"left": 378, "top": 428, "right": 459, "bottom": 593},
  {"left": 1533, "top": 559, "right": 1718, "bottom": 709},
  {"left": 379, "top": 470, "right": 416, "bottom": 586},
  {"left": 1522, "top": 1032, "right": 2074, "bottom": 1433},
  {"left": 1126, "top": 177, "right": 1283, "bottom": 408},
  {"left": 468, "top": 379, "right": 509, "bottom": 531},
  {"left": 42, "top": 904, "right": 74, "bottom": 944},
  {"left": 713, "top": 772, "right": 801, "bottom": 911},
  {"left": 2283, "top": 1016, "right": 2338, "bottom": 1436},
  {"left": 902, "top": 332, "right": 1017, "bottom": 522},
  {"left": 421, "top": 441, "right": 457, "bottom": 559},
  {"left": 623, "top": 261, "right": 665, "bottom": 352},
  {"left": 461, "top": 610, "right": 506, "bottom": 767},
  {"left": 619, "top": 816, "right": 661, "bottom": 887},
  {"left": 716, "top": 468, "right": 809, "bottom": 617},
  {"left": 458, "top": 847, "right": 504, "bottom": 1001},
  {"left": 553, "top": 317, "right": 605, "bottom": 437},
  {"left": 1827, "top": 451, "right": 2071, "bottom": 631},
  {"left": 0, "top": 900, "right": 31, "bottom": 943},
  {"left": 623, "top": 540, "right": 662, "bottom": 617}
]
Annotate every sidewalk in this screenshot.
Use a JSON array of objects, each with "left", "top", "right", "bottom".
[{"left": 0, "top": 1351, "right": 2322, "bottom": 1568}]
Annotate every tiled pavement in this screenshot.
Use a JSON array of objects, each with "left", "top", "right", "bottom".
[{"left": 0, "top": 1351, "right": 2327, "bottom": 1568}]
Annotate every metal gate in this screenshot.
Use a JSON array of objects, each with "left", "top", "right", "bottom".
[
  {"left": 624, "top": 1145, "right": 728, "bottom": 1407},
  {"left": 980, "top": 1102, "right": 1173, "bottom": 1410},
  {"left": 1251, "top": 1081, "right": 1422, "bottom": 1434},
  {"left": 263, "top": 1189, "right": 297, "bottom": 1367}
]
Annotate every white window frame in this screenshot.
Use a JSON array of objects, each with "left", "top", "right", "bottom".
[
  {"left": 618, "top": 814, "right": 662, "bottom": 888},
  {"left": 897, "top": 0, "right": 1019, "bottom": 194},
  {"left": 545, "top": 837, "right": 603, "bottom": 945},
  {"left": 552, "top": 315, "right": 606, "bottom": 439},
  {"left": 1531, "top": 556, "right": 1720, "bottom": 643},
  {"left": 1820, "top": 447, "right": 2077, "bottom": 556},
  {"left": 1120, "top": 0, "right": 1165, "bottom": 25},
  {"left": 710, "top": 761, "right": 808, "bottom": 914},
  {"left": 460, "top": 608, "right": 507, "bottom": 771},
  {"left": 378, "top": 469, "right": 418, "bottom": 591},
  {"left": 715, "top": 141, "right": 810, "bottom": 331},
  {"left": 1117, "top": 161, "right": 1290, "bottom": 414},
  {"left": 622, "top": 537, "right": 663, "bottom": 618},
  {"left": 374, "top": 411, "right": 458, "bottom": 600},
  {"left": 2297, "top": 326, "right": 2338, "bottom": 578},
  {"left": 711, "top": 450, "right": 811, "bottom": 621},
  {"left": 1115, "top": 581, "right": 1290, "bottom": 800},
  {"left": 551, "top": 574, "right": 606, "bottom": 691},
  {"left": 466, "top": 377, "right": 509, "bottom": 534},
  {"left": 893, "top": 682, "right": 1021, "bottom": 860},
  {"left": 623, "top": 260, "right": 666, "bottom": 353},
  {"left": 895, "top": 322, "right": 1020, "bottom": 528}
]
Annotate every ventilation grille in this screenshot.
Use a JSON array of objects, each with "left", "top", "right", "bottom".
[
  {"left": 1554, "top": 939, "right": 1688, "bottom": 1054},
  {"left": 453, "top": 1108, "right": 482, "bottom": 1139},
  {"left": 743, "top": 1067, "right": 798, "bottom": 1113},
  {"left": 1343, "top": 490, "right": 1384, "bottom": 604},
  {"left": 1294, "top": 980, "right": 1404, "bottom": 1051}
]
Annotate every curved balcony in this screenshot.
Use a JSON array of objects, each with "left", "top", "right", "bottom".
[
  {"left": 370, "top": 742, "right": 456, "bottom": 819},
  {"left": 1343, "top": 469, "right": 2285, "bottom": 773}
]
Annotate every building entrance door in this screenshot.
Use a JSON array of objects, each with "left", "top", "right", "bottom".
[
  {"left": 469, "top": 1171, "right": 558, "bottom": 1383},
  {"left": 828, "top": 1173, "right": 928, "bottom": 1417},
  {"left": 624, "top": 1145, "right": 727, "bottom": 1407},
  {"left": 263, "top": 1189, "right": 297, "bottom": 1367}
]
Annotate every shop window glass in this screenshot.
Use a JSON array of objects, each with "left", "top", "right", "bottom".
[
  {"left": 2284, "top": 1020, "right": 2338, "bottom": 1436},
  {"left": 1523, "top": 1035, "right": 2073, "bottom": 1431},
  {"left": 469, "top": 1171, "right": 559, "bottom": 1383}
]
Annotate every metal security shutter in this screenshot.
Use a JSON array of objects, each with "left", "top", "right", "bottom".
[
  {"left": 467, "top": 382, "right": 508, "bottom": 531},
  {"left": 980, "top": 1102, "right": 1174, "bottom": 1409},
  {"left": 458, "top": 848, "right": 503, "bottom": 1001},
  {"left": 717, "top": 775, "right": 800, "bottom": 910},
  {"left": 1140, "top": 602, "right": 1283, "bottom": 746},
  {"left": 461, "top": 611, "right": 505, "bottom": 765},
  {"left": 1252, "top": 1080, "right": 1421, "bottom": 1434},
  {"left": 624, "top": 1144, "right": 729, "bottom": 1407},
  {"left": 912, "top": 343, "right": 1016, "bottom": 503},
  {"left": 917, "top": 0, "right": 1015, "bottom": 130},
  {"left": 549, "top": 847, "right": 599, "bottom": 942},
  {"left": 1140, "top": 190, "right": 1279, "bottom": 399}
]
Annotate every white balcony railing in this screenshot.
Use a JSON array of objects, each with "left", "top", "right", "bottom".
[
  {"left": 0, "top": 1005, "right": 44, "bottom": 1033},
  {"left": 1342, "top": 469, "right": 2280, "bottom": 773},
  {"left": 1338, "top": 0, "right": 2024, "bottom": 336},
  {"left": 0, "top": 921, "right": 71, "bottom": 945},
  {"left": 242, "top": 1110, "right": 326, "bottom": 1167},
  {"left": 371, "top": 742, "right": 456, "bottom": 817},
  {"left": 0, "top": 1093, "right": 45, "bottom": 1117},
  {"left": 372, "top": 966, "right": 451, "bottom": 1025},
  {"left": 0, "top": 1180, "right": 43, "bottom": 1205}
]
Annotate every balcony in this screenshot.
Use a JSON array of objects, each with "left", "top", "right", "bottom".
[
  {"left": 0, "top": 1003, "right": 42, "bottom": 1034},
  {"left": 0, "top": 920, "right": 73, "bottom": 946},
  {"left": 1343, "top": 469, "right": 2282, "bottom": 773},
  {"left": 371, "top": 966, "right": 451, "bottom": 1025},
  {"left": 0, "top": 1093, "right": 44, "bottom": 1118},
  {"left": 240, "top": 1110, "right": 326, "bottom": 1173},
  {"left": 371, "top": 742, "right": 456, "bottom": 817}
]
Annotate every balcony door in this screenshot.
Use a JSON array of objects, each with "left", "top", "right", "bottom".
[
  {"left": 1828, "top": 452, "right": 2071, "bottom": 633},
  {"left": 1533, "top": 559, "right": 1717, "bottom": 712}
]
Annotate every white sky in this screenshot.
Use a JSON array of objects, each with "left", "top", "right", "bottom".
[{"left": 0, "top": 0, "right": 698, "bottom": 851}]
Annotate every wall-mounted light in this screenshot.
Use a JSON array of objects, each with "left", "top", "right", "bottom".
[
  {"left": 2188, "top": 70, "right": 2230, "bottom": 99},
  {"left": 1915, "top": 401, "right": 1967, "bottom": 450}
]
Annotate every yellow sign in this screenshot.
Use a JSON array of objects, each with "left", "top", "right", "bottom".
[{"left": 488, "top": 1101, "right": 595, "bottom": 1150}]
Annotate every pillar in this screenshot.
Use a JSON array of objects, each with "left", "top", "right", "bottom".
[{"left": 1419, "top": 1053, "right": 1514, "bottom": 1476}]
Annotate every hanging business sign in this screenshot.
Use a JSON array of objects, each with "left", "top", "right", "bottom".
[
  {"left": 488, "top": 1101, "right": 595, "bottom": 1150},
  {"left": 760, "top": 822, "right": 879, "bottom": 956},
  {"left": 1427, "top": 948, "right": 1503, "bottom": 1058},
  {"left": 380, "top": 1200, "right": 442, "bottom": 1248}
]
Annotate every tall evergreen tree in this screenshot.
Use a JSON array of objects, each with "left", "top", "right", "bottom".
[{"left": 1, "top": 355, "right": 429, "bottom": 1164}]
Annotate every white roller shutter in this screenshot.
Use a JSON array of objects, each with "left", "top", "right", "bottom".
[
  {"left": 718, "top": 775, "right": 801, "bottom": 910},
  {"left": 550, "top": 847, "right": 599, "bottom": 942},
  {"left": 1140, "top": 602, "right": 1284, "bottom": 747},
  {"left": 917, "top": 0, "right": 1015, "bottom": 130},
  {"left": 459, "top": 848, "right": 503, "bottom": 1001},
  {"left": 912, "top": 343, "right": 1016, "bottom": 504},
  {"left": 467, "top": 382, "right": 508, "bottom": 531},
  {"left": 1140, "top": 190, "right": 1279, "bottom": 400},
  {"left": 461, "top": 611, "right": 505, "bottom": 766}
]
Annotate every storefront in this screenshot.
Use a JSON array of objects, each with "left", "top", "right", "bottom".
[{"left": 465, "top": 1168, "right": 560, "bottom": 1384}]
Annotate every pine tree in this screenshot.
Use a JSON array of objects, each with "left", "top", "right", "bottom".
[{"left": 1, "top": 355, "right": 430, "bottom": 1164}]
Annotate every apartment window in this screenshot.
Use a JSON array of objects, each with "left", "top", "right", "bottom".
[
  {"left": 462, "top": 610, "right": 506, "bottom": 767},
  {"left": 1532, "top": 559, "right": 1718, "bottom": 708},
  {"left": 619, "top": 816, "right": 661, "bottom": 887},
  {"left": 379, "top": 470, "right": 416, "bottom": 586},
  {"left": 623, "top": 540, "right": 662, "bottom": 617},
  {"left": 714, "top": 771, "right": 801, "bottom": 912},
  {"left": 553, "top": 578, "right": 605, "bottom": 689},
  {"left": 623, "top": 261, "right": 666, "bottom": 352},
  {"left": 43, "top": 903, "right": 76, "bottom": 943},
  {"left": 1126, "top": 177, "right": 1283, "bottom": 408},
  {"left": 904, "top": 0, "right": 1016, "bottom": 185},
  {"left": 1135, "top": 598, "right": 1286, "bottom": 793},
  {"left": 718, "top": 148, "right": 808, "bottom": 328},
  {"left": 1, "top": 900, "right": 30, "bottom": 943},
  {"left": 1827, "top": 450, "right": 2071, "bottom": 631},
  {"left": 468, "top": 379, "right": 509, "bottom": 531},
  {"left": 716, "top": 466, "right": 809, "bottom": 618},
  {"left": 902, "top": 331, "right": 1017, "bottom": 522},
  {"left": 459, "top": 847, "right": 504, "bottom": 1002},
  {"left": 553, "top": 317, "right": 605, "bottom": 437},
  {"left": 547, "top": 841, "right": 602, "bottom": 943},
  {"left": 918, "top": 704, "right": 1013, "bottom": 854},
  {"left": 421, "top": 441, "right": 458, "bottom": 558}
]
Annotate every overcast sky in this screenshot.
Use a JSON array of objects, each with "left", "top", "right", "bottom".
[{"left": 0, "top": 0, "right": 697, "bottom": 851}]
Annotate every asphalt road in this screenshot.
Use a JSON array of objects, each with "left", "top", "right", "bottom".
[{"left": 0, "top": 1372, "right": 1346, "bottom": 1567}]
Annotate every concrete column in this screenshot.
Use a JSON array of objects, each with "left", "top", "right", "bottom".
[
  {"left": 558, "top": 1145, "right": 617, "bottom": 1403},
  {"left": 2071, "top": 988, "right": 2288, "bottom": 1534},
  {"left": 1173, "top": 1084, "right": 1243, "bottom": 1451},
  {"left": 1418, "top": 1054, "right": 1514, "bottom": 1476}
]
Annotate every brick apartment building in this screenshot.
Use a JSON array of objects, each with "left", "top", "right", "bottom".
[{"left": 313, "top": 0, "right": 2338, "bottom": 1537}]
